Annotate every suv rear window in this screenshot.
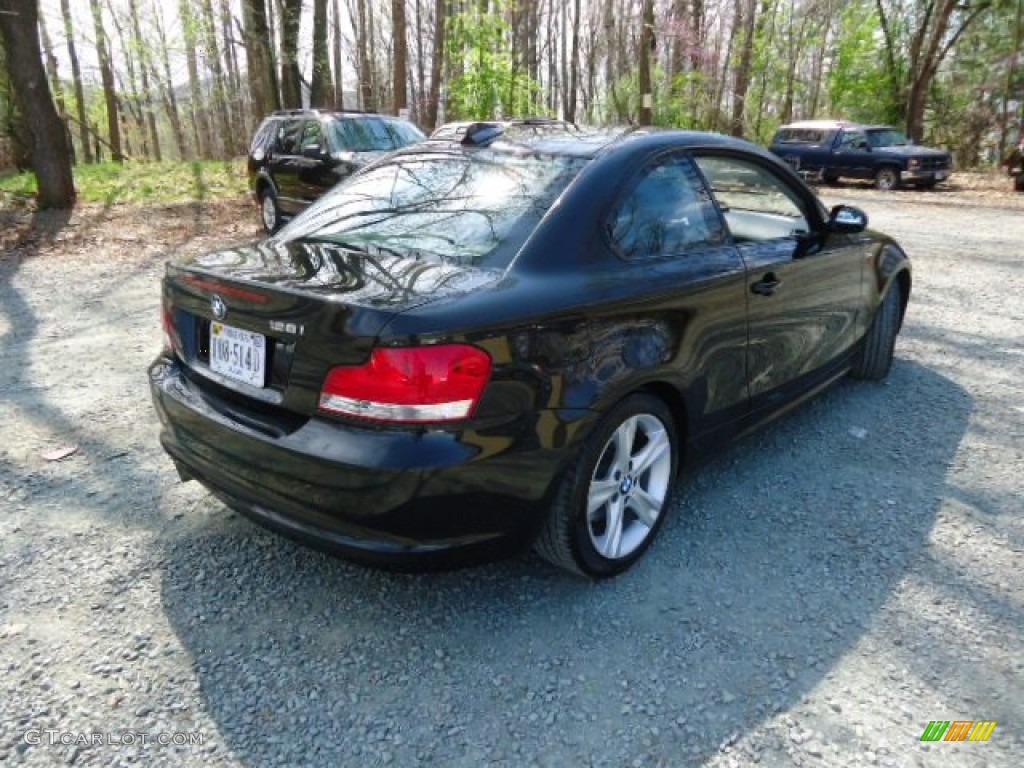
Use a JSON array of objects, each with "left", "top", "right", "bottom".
[{"left": 275, "top": 149, "right": 588, "bottom": 269}]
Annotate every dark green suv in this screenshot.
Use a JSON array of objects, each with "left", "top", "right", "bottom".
[{"left": 248, "top": 109, "right": 425, "bottom": 233}]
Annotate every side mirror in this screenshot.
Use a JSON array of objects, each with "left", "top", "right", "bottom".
[
  {"left": 827, "top": 204, "right": 868, "bottom": 234},
  {"left": 302, "top": 144, "right": 324, "bottom": 159}
]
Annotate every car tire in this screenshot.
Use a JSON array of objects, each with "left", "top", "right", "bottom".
[
  {"left": 533, "top": 393, "right": 678, "bottom": 578},
  {"left": 850, "top": 283, "right": 901, "bottom": 381},
  {"left": 259, "top": 187, "right": 283, "bottom": 234},
  {"left": 823, "top": 171, "right": 840, "bottom": 185},
  {"left": 874, "top": 166, "right": 900, "bottom": 191},
  {"left": 1014, "top": 172, "right": 1024, "bottom": 192}
]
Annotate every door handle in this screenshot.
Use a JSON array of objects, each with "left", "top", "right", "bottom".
[{"left": 751, "top": 273, "right": 782, "bottom": 296}]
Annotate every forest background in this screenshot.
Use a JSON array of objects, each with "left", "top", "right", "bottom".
[{"left": 0, "top": 0, "right": 1021, "bottom": 208}]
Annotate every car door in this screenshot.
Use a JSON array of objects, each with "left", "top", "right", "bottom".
[
  {"left": 833, "top": 128, "right": 873, "bottom": 179},
  {"left": 296, "top": 119, "right": 340, "bottom": 204},
  {"left": 603, "top": 152, "right": 751, "bottom": 439},
  {"left": 272, "top": 118, "right": 305, "bottom": 213},
  {"left": 691, "top": 151, "right": 865, "bottom": 415}
]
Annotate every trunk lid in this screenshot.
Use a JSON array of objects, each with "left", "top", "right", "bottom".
[{"left": 163, "top": 239, "right": 499, "bottom": 416}]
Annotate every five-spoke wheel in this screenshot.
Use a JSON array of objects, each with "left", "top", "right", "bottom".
[{"left": 534, "top": 394, "right": 678, "bottom": 578}]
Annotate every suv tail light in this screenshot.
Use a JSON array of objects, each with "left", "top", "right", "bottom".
[{"left": 319, "top": 344, "right": 492, "bottom": 423}]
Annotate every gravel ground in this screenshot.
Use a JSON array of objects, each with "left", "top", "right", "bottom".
[{"left": 0, "top": 185, "right": 1021, "bottom": 767}]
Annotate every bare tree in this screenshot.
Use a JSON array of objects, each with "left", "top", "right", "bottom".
[
  {"left": 128, "top": 0, "right": 162, "bottom": 161},
  {"left": 0, "top": 0, "right": 75, "bottom": 207},
  {"left": 311, "top": 0, "right": 333, "bottom": 106},
  {"left": 60, "top": 0, "right": 93, "bottom": 163},
  {"left": 392, "top": 0, "right": 408, "bottom": 114},
  {"left": 279, "top": 0, "right": 303, "bottom": 108},
  {"left": 639, "top": 0, "right": 654, "bottom": 125},
  {"left": 179, "top": 0, "right": 211, "bottom": 158},
  {"left": 89, "top": 0, "right": 124, "bottom": 161},
  {"left": 332, "top": 0, "right": 344, "bottom": 108},
  {"left": 242, "top": 0, "right": 280, "bottom": 119},
  {"left": 425, "top": 0, "right": 446, "bottom": 128},
  {"left": 151, "top": 6, "right": 188, "bottom": 159}
]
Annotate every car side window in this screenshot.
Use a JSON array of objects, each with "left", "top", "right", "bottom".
[
  {"left": 301, "top": 121, "right": 324, "bottom": 151},
  {"left": 277, "top": 119, "right": 303, "bottom": 154},
  {"left": 609, "top": 155, "right": 725, "bottom": 260},
  {"left": 693, "top": 155, "right": 810, "bottom": 243},
  {"left": 838, "top": 130, "right": 868, "bottom": 150}
]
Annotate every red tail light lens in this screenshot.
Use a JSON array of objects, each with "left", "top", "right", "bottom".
[
  {"left": 161, "top": 302, "right": 180, "bottom": 353},
  {"left": 319, "top": 345, "right": 492, "bottom": 423}
]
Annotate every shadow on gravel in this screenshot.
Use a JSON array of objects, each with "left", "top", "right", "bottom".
[
  {"left": 0, "top": 204, "right": 246, "bottom": 534},
  {"left": 159, "top": 359, "right": 973, "bottom": 766}
]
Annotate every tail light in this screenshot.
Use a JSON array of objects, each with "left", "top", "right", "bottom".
[
  {"left": 319, "top": 344, "right": 492, "bottom": 423},
  {"left": 161, "top": 302, "right": 179, "bottom": 352}
]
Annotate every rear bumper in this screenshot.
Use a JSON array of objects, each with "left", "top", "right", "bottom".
[{"left": 149, "top": 355, "right": 589, "bottom": 567}]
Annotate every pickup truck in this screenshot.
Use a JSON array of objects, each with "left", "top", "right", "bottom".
[{"left": 769, "top": 120, "right": 953, "bottom": 190}]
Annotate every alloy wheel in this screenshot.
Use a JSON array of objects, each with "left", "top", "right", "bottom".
[{"left": 586, "top": 413, "right": 672, "bottom": 560}]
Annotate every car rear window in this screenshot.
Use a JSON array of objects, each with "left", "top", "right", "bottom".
[
  {"left": 774, "top": 129, "right": 825, "bottom": 144},
  {"left": 866, "top": 128, "right": 909, "bottom": 148},
  {"left": 275, "top": 149, "right": 589, "bottom": 269}
]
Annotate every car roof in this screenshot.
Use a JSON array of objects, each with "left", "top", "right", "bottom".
[
  {"left": 266, "top": 109, "right": 405, "bottom": 122},
  {"left": 412, "top": 127, "right": 770, "bottom": 161},
  {"left": 777, "top": 119, "right": 856, "bottom": 131}
]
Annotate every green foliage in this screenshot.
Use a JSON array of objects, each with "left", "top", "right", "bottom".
[
  {"left": 444, "top": 1, "right": 541, "bottom": 120},
  {"left": 826, "top": 3, "right": 900, "bottom": 124},
  {"left": 0, "top": 159, "right": 247, "bottom": 205}
]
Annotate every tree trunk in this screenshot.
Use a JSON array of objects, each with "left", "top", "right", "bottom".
[
  {"left": 153, "top": 7, "right": 188, "bottom": 159},
  {"left": 567, "top": 0, "right": 580, "bottom": 122},
  {"left": 354, "top": 0, "right": 373, "bottom": 110},
  {"left": 729, "top": 0, "right": 757, "bottom": 137},
  {"left": 219, "top": 0, "right": 246, "bottom": 135},
  {"left": 425, "top": 0, "right": 445, "bottom": 129},
  {"left": 89, "top": 0, "right": 124, "bottom": 161},
  {"left": 60, "top": 0, "right": 93, "bottom": 163},
  {"left": 279, "top": 0, "right": 303, "bottom": 107},
  {"left": 332, "top": 0, "right": 345, "bottom": 108},
  {"left": 107, "top": 0, "right": 150, "bottom": 159},
  {"left": 37, "top": 13, "right": 65, "bottom": 116},
  {"left": 413, "top": 0, "right": 425, "bottom": 122},
  {"left": 638, "top": 0, "right": 654, "bottom": 125},
  {"left": 904, "top": 0, "right": 987, "bottom": 142},
  {"left": 242, "top": 0, "right": 279, "bottom": 120},
  {"left": 311, "top": 0, "right": 333, "bottom": 107},
  {"left": 392, "top": 0, "right": 408, "bottom": 114},
  {"left": 179, "top": 0, "right": 211, "bottom": 159},
  {"left": 198, "top": 0, "right": 235, "bottom": 154},
  {"left": 129, "top": 0, "right": 162, "bottom": 161},
  {"left": 0, "top": 0, "right": 76, "bottom": 207}
]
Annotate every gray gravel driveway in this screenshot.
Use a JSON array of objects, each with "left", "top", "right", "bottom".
[{"left": 0, "top": 191, "right": 1021, "bottom": 767}]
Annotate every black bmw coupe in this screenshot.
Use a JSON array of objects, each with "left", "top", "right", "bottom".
[{"left": 150, "top": 124, "right": 911, "bottom": 578}]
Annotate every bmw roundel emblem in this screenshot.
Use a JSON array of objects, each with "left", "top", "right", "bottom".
[{"left": 211, "top": 294, "right": 227, "bottom": 320}]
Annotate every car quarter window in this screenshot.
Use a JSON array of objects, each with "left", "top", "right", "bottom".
[
  {"left": 609, "top": 155, "right": 725, "bottom": 260},
  {"left": 692, "top": 155, "right": 810, "bottom": 243}
]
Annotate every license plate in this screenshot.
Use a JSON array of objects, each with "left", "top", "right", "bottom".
[{"left": 210, "top": 322, "right": 266, "bottom": 387}]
